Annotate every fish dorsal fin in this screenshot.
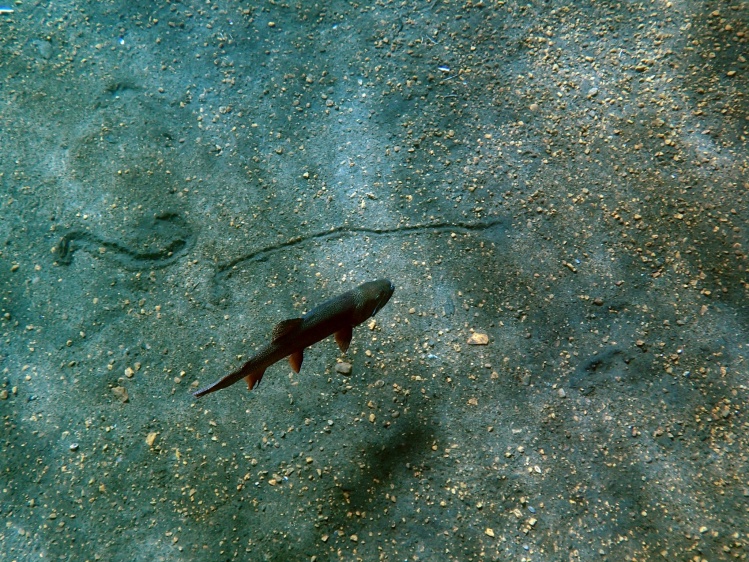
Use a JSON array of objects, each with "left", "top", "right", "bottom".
[{"left": 271, "top": 318, "right": 303, "bottom": 342}]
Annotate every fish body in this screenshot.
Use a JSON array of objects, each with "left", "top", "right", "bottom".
[{"left": 193, "top": 279, "right": 394, "bottom": 398}]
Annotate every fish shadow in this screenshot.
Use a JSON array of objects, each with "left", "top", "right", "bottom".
[
  {"left": 569, "top": 347, "right": 638, "bottom": 396},
  {"left": 332, "top": 406, "right": 435, "bottom": 512}
]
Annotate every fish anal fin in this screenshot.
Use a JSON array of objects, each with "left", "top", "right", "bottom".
[
  {"left": 288, "top": 350, "right": 304, "bottom": 373},
  {"left": 271, "top": 318, "right": 303, "bottom": 342},
  {"left": 335, "top": 325, "right": 353, "bottom": 353},
  {"left": 244, "top": 368, "right": 266, "bottom": 391}
]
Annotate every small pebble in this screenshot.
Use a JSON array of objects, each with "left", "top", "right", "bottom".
[
  {"left": 146, "top": 432, "right": 158, "bottom": 447},
  {"left": 111, "top": 386, "right": 129, "bottom": 403},
  {"left": 335, "top": 362, "right": 352, "bottom": 376},
  {"left": 467, "top": 332, "right": 489, "bottom": 345}
]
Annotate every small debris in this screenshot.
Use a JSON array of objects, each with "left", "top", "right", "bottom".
[
  {"left": 485, "top": 528, "right": 495, "bottom": 537},
  {"left": 146, "top": 432, "right": 158, "bottom": 447},
  {"left": 562, "top": 260, "right": 577, "bottom": 273}
]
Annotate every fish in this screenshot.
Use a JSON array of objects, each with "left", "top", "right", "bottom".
[{"left": 193, "top": 279, "right": 395, "bottom": 398}]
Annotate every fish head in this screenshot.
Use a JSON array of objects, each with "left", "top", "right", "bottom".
[{"left": 352, "top": 279, "right": 395, "bottom": 324}]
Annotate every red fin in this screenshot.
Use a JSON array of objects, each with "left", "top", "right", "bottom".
[
  {"left": 288, "top": 350, "right": 304, "bottom": 373},
  {"left": 244, "top": 368, "right": 266, "bottom": 391},
  {"left": 335, "top": 325, "right": 353, "bottom": 353},
  {"left": 271, "top": 318, "right": 303, "bottom": 342}
]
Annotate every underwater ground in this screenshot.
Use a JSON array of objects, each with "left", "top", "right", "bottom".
[{"left": 1, "top": 0, "right": 748, "bottom": 560}]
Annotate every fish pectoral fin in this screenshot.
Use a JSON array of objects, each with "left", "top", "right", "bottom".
[
  {"left": 244, "top": 368, "right": 266, "bottom": 391},
  {"left": 271, "top": 318, "right": 303, "bottom": 342},
  {"left": 288, "top": 350, "right": 304, "bottom": 373},
  {"left": 335, "top": 325, "right": 353, "bottom": 353}
]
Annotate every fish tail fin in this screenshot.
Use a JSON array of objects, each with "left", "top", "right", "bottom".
[{"left": 193, "top": 361, "right": 265, "bottom": 398}]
